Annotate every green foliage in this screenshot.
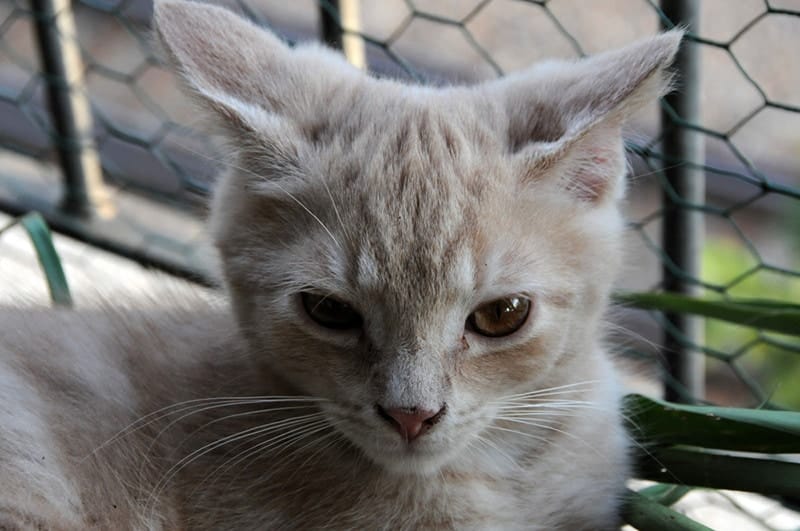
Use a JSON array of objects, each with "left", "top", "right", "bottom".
[
  {"left": 639, "top": 448, "right": 800, "bottom": 498},
  {"left": 703, "top": 239, "right": 800, "bottom": 304},
  {"left": 702, "top": 239, "right": 800, "bottom": 408},
  {"left": 622, "top": 394, "right": 800, "bottom": 529},
  {"left": 624, "top": 394, "right": 800, "bottom": 453},
  {"left": 623, "top": 489, "right": 713, "bottom": 531},
  {"left": 637, "top": 483, "right": 692, "bottom": 507},
  {"left": 618, "top": 241, "right": 800, "bottom": 528},
  {"left": 616, "top": 237, "right": 800, "bottom": 409},
  {"left": 615, "top": 292, "right": 800, "bottom": 338}
]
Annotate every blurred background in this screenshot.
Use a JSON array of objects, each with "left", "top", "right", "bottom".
[{"left": 0, "top": 0, "right": 799, "bottom": 419}]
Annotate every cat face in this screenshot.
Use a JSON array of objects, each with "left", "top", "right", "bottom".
[
  {"left": 213, "top": 100, "right": 621, "bottom": 474},
  {"left": 154, "top": 0, "right": 679, "bottom": 474}
]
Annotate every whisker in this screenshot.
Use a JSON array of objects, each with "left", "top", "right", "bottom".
[
  {"left": 471, "top": 434, "right": 521, "bottom": 473},
  {"left": 486, "top": 425, "right": 551, "bottom": 445},
  {"left": 496, "top": 394, "right": 599, "bottom": 405},
  {"left": 493, "top": 401, "right": 603, "bottom": 410},
  {"left": 493, "top": 380, "right": 600, "bottom": 402},
  {"left": 494, "top": 411, "right": 586, "bottom": 419},
  {"left": 494, "top": 416, "right": 604, "bottom": 459},
  {"left": 621, "top": 412, "right": 686, "bottom": 486},
  {"left": 169, "top": 404, "right": 321, "bottom": 453},
  {"left": 196, "top": 419, "right": 334, "bottom": 495},
  {"left": 320, "top": 174, "right": 349, "bottom": 247},
  {"left": 257, "top": 432, "right": 351, "bottom": 516},
  {"left": 88, "top": 396, "right": 327, "bottom": 459},
  {"left": 213, "top": 421, "right": 335, "bottom": 491},
  {"left": 630, "top": 160, "right": 687, "bottom": 181},
  {"left": 147, "top": 413, "right": 326, "bottom": 515},
  {"left": 279, "top": 429, "right": 344, "bottom": 483},
  {"left": 603, "top": 320, "right": 661, "bottom": 351}
]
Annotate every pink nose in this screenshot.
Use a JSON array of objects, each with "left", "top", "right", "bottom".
[{"left": 377, "top": 405, "right": 446, "bottom": 442}]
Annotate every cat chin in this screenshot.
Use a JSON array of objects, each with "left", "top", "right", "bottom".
[
  {"left": 342, "top": 428, "right": 479, "bottom": 477},
  {"left": 326, "top": 411, "right": 477, "bottom": 476},
  {"left": 360, "top": 443, "right": 458, "bottom": 477}
]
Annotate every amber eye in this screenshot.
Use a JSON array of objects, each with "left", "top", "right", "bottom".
[
  {"left": 301, "top": 292, "right": 362, "bottom": 330},
  {"left": 467, "top": 297, "right": 531, "bottom": 338}
]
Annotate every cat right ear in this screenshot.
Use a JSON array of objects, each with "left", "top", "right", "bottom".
[{"left": 493, "top": 31, "right": 682, "bottom": 205}]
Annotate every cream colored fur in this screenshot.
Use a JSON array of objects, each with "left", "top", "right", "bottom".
[{"left": 0, "top": 2, "right": 681, "bottom": 528}]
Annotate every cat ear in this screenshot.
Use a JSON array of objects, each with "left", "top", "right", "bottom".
[
  {"left": 496, "top": 31, "right": 683, "bottom": 203},
  {"left": 152, "top": 0, "right": 359, "bottom": 180},
  {"left": 154, "top": 0, "right": 284, "bottom": 134}
]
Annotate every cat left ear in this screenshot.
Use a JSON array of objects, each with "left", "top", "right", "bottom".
[
  {"left": 495, "top": 31, "right": 683, "bottom": 204},
  {"left": 153, "top": 0, "right": 292, "bottom": 136},
  {"left": 153, "top": 0, "right": 362, "bottom": 188}
]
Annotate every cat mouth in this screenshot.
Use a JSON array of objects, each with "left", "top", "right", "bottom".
[
  {"left": 320, "top": 405, "right": 464, "bottom": 474},
  {"left": 327, "top": 420, "right": 452, "bottom": 474},
  {"left": 369, "top": 441, "right": 453, "bottom": 475},
  {"left": 360, "top": 426, "right": 463, "bottom": 475}
]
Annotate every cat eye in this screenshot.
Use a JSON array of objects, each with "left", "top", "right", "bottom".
[
  {"left": 467, "top": 297, "right": 531, "bottom": 338},
  {"left": 301, "top": 292, "right": 363, "bottom": 330}
]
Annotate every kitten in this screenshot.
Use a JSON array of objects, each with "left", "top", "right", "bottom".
[{"left": 0, "top": 1, "right": 680, "bottom": 529}]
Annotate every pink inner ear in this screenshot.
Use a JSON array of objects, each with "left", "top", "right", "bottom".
[
  {"left": 564, "top": 147, "right": 621, "bottom": 203},
  {"left": 567, "top": 169, "right": 607, "bottom": 202}
]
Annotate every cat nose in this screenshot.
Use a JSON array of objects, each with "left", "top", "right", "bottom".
[{"left": 375, "top": 404, "right": 446, "bottom": 442}]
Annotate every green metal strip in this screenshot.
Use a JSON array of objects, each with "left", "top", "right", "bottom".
[{"left": 19, "top": 212, "right": 72, "bottom": 307}]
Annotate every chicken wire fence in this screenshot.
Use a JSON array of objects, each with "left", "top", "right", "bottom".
[{"left": 0, "top": 0, "right": 799, "bottom": 412}]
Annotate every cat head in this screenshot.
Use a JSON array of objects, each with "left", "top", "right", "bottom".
[{"left": 154, "top": 0, "right": 680, "bottom": 475}]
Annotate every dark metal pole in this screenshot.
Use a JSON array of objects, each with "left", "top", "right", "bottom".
[
  {"left": 319, "top": 0, "right": 343, "bottom": 49},
  {"left": 32, "top": 0, "right": 109, "bottom": 217},
  {"left": 660, "top": 0, "right": 705, "bottom": 402},
  {"left": 318, "top": 0, "right": 364, "bottom": 68}
]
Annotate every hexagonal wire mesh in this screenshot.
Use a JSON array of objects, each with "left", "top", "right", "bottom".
[{"left": 0, "top": 0, "right": 799, "bottom": 412}]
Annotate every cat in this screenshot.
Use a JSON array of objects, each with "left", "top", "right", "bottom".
[{"left": 0, "top": 1, "right": 681, "bottom": 529}]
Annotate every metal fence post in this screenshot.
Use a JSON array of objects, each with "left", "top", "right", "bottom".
[
  {"left": 32, "top": 0, "right": 110, "bottom": 217},
  {"left": 660, "top": 0, "right": 705, "bottom": 402},
  {"left": 319, "top": 0, "right": 365, "bottom": 69}
]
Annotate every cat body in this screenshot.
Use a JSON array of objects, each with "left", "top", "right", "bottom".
[{"left": 0, "top": 1, "right": 680, "bottom": 529}]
